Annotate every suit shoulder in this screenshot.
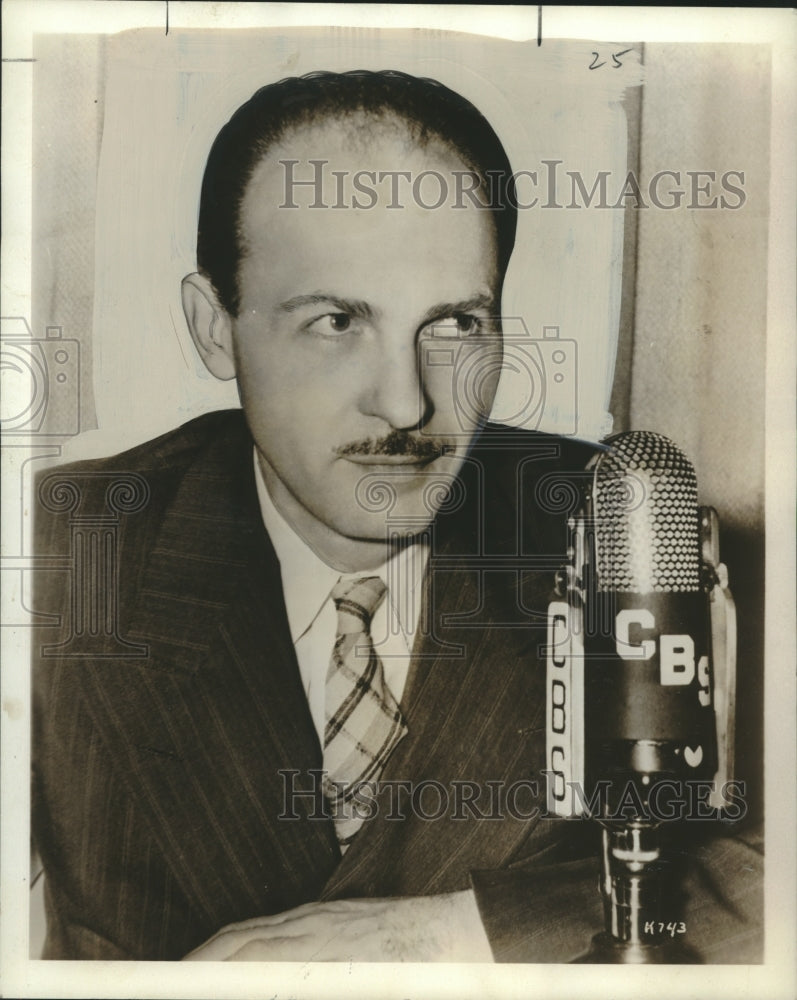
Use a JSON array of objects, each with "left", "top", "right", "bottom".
[
  {"left": 36, "top": 409, "right": 246, "bottom": 482},
  {"left": 33, "top": 410, "right": 248, "bottom": 554},
  {"left": 473, "top": 422, "right": 603, "bottom": 477},
  {"left": 458, "top": 424, "right": 603, "bottom": 556}
]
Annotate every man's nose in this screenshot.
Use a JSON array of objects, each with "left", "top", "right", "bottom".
[{"left": 361, "top": 337, "right": 432, "bottom": 431}]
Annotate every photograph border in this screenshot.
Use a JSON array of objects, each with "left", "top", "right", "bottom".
[{"left": 2, "top": 5, "right": 794, "bottom": 999}]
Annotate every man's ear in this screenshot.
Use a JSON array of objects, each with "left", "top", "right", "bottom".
[{"left": 181, "top": 273, "right": 236, "bottom": 380}]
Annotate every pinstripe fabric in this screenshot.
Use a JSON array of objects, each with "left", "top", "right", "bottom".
[
  {"left": 36, "top": 411, "right": 673, "bottom": 961},
  {"left": 34, "top": 669, "right": 202, "bottom": 960}
]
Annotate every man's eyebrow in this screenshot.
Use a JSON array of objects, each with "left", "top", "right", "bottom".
[
  {"left": 419, "top": 293, "right": 496, "bottom": 326},
  {"left": 279, "top": 294, "right": 375, "bottom": 320}
]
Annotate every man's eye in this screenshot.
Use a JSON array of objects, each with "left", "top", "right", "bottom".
[
  {"left": 426, "top": 313, "right": 485, "bottom": 339},
  {"left": 453, "top": 313, "right": 482, "bottom": 336},
  {"left": 307, "top": 313, "right": 352, "bottom": 336}
]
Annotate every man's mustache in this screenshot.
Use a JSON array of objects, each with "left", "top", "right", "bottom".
[{"left": 336, "top": 430, "right": 447, "bottom": 460}]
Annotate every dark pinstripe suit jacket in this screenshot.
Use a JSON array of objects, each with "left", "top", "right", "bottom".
[{"left": 31, "top": 410, "right": 763, "bottom": 961}]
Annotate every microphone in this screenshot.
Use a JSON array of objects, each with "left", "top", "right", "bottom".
[{"left": 544, "top": 430, "right": 736, "bottom": 961}]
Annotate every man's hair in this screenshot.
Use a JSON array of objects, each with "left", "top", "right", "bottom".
[{"left": 197, "top": 69, "right": 518, "bottom": 317}]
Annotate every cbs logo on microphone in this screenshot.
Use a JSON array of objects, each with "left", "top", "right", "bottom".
[{"left": 419, "top": 318, "right": 577, "bottom": 437}]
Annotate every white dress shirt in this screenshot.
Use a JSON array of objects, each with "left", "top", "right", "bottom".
[{"left": 254, "top": 452, "right": 429, "bottom": 747}]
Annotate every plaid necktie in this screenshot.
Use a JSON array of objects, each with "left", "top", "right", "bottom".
[{"left": 322, "top": 575, "right": 407, "bottom": 850}]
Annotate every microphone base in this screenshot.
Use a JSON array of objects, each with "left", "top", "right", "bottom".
[{"left": 573, "top": 931, "right": 701, "bottom": 964}]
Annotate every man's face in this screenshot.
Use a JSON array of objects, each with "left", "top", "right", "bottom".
[{"left": 231, "top": 117, "right": 502, "bottom": 560}]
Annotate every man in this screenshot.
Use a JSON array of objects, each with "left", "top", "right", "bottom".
[{"left": 32, "top": 70, "right": 761, "bottom": 963}]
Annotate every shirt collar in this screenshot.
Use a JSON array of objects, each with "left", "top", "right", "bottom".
[{"left": 253, "top": 450, "right": 427, "bottom": 644}]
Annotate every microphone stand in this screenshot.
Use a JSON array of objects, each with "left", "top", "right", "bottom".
[{"left": 575, "top": 820, "right": 699, "bottom": 963}]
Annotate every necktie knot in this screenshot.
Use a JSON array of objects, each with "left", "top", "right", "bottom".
[{"left": 331, "top": 575, "right": 386, "bottom": 635}]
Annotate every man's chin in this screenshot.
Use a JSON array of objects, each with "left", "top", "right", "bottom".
[{"left": 339, "top": 468, "right": 463, "bottom": 534}]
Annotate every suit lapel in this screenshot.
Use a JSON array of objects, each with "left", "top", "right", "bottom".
[{"left": 77, "top": 418, "right": 339, "bottom": 928}]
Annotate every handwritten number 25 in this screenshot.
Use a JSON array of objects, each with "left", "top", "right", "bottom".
[{"left": 589, "top": 48, "right": 633, "bottom": 70}]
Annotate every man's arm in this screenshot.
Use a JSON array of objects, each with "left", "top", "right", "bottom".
[{"left": 184, "top": 891, "right": 492, "bottom": 962}]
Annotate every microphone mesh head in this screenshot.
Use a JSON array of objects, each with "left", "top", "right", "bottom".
[{"left": 593, "top": 431, "right": 700, "bottom": 592}]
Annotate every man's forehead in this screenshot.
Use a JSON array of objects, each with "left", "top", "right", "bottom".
[
  {"left": 275, "top": 104, "right": 463, "bottom": 154},
  {"left": 275, "top": 109, "right": 427, "bottom": 154},
  {"left": 240, "top": 113, "right": 486, "bottom": 216}
]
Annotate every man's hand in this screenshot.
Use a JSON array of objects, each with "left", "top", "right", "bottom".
[{"left": 183, "top": 889, "right": 493, "bottom": 962}]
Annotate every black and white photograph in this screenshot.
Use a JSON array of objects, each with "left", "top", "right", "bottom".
[{"left": 1, "top": 4, "right": 794, "bottom": 998}]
